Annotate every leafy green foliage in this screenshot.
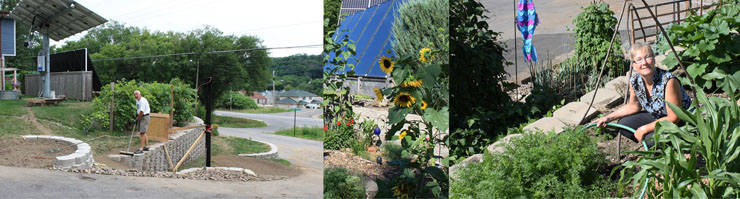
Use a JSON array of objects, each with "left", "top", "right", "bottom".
[
  {"left": 273, "top": 127, "right": 323, "bottom": 141},
  {"left": 323, "top": 0, "right": 343, "bottom": 44},
  {"left": 324, "top": 115, "right": 357, "bottom": 150},
  {"left": 621, "top": 75, "right": 740, "bottom": 198},
  {"left": 270, "top": 54, "right": 323, "bottom": 95},
  {"left": 323, "top": 18, "right": 359, "bottom": 150},
  {"left": 217, "top": 91, "right": 258, "bottom": 110},
  {"left": 451, "top": 130, "right": 615, "bottom": 198},
  {"left": 324, "top": 168, "right": 366, "bottom": 199},
  {"left": 656, "top": 0, "right": 740, "bottom": 90},
  {"left": 449, "top": 0, "right": 522, "bottom": 160},
  {"left": 391, "top": 0, "right": 449, "bottom": 64},
  {"left": 212, "top": 115, "right": 266, "bottom": 128},
  {"left": 572, "top": 2, "right": 626, "bottom": 78},
  {"left": 55, "top": 22, "right": 271, "bottom": 104},
  {"left": 90, "top": 79, "right": 195, "bottom": 131}
]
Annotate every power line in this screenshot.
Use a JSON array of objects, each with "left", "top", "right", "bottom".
[{"left": 91, "top": 44, "right": 322, "bottom": 62}]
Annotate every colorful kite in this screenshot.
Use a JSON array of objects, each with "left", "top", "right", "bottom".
[{"left": 516, "top": 0, "right": 539, "bottom": 62}]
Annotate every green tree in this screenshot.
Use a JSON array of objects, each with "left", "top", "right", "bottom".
[{"left": 323, "top": 0, "right": 342, "bottom": 43}]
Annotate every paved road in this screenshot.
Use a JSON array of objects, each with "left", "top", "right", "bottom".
[
  {"left": 214, "top": 109, "right": 323, "bottom": 133},
  {"left": 216, "top": 109, "right": 324, "bottom": 197},
  {"left": 481, "top": 0, "right": 665, "bottom": 78},
  {"left": 0, "top": 110, "right": 325, "bottom": 198},
  {"left": 0, "top": 165, "right": 319, "bottom": 198}
]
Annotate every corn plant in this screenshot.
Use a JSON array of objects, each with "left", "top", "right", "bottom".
[{"left": 620, "top": 76, "right": 740, "bottom": 198}]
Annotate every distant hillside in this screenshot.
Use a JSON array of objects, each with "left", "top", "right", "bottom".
[{"left": 268, "top": 54, "right": 322, "bottom": 95}]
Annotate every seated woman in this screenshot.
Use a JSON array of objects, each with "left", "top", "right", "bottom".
[{"left": 594, "top": 41, "right": 692, "bottom": 148}]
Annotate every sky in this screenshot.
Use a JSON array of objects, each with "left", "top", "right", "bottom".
[{"left": 49, "top": 0, "right": 323, "bottom": 58}]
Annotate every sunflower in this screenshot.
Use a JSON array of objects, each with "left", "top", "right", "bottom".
[
  {"left": 393, "top": 92, "right": 416, "bottom": 108},
  {"left": 421, "top": 100, "right": 428, "bottom": 110},
  {"left": 378, "top": 56, "right": 394, "bottom": 74},
  {"left": 374, "top": 88, "right": 383, "bottom": 101},
  {"left": 399, "top": 131, "right": 407, "bottom": 140},
  {"left": 392, "top": 183, "right": 410, "bottom": 198},
  {"left": 419, "top": 48, "right": 432, "bottom": 63},
  {"left": 401, "top": 79, "right": 423, "bottom": 88}
]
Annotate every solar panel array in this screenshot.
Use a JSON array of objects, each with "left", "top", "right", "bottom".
[
  {"left": 10, "top": 0, "right": 107, "bottom": 41},
  {"left": 326, "top": 0, "right": 401, "bottom": 78},
  {"left": 339, "top": 0, "right": 391, "bottom": 18}
]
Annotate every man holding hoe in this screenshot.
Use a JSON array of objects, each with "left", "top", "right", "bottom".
[{"left": 134, "top": 90, "right": 150, "bottom": 154}]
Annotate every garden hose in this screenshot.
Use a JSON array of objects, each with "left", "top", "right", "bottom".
[{"left": 579, "top": 123, "right": 649, "bottom": 199}]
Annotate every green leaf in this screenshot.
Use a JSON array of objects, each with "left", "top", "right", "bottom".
[
  {"left": 687, "top": 63, "right": 708, "bottom": 79},
  {"left": 424, "top": 166, "right": 449, "bottom": 183},
  {"left": 666, "top": 101, "right": 696, "bottom": 124},
  {"left": 389, "top": 106, "right": 412, "bottom": 124},
  {"left": 424, "top": 107, "right": 449, "bottom": 132}
]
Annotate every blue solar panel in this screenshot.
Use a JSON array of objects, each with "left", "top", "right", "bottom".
[{"left": 325, "top": 0, "right": 400, "bottom": 78}]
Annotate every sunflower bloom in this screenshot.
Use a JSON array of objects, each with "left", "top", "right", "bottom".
[
  {"left": 401, "top": 80, "right": 423, "bottom": 88},
  {"left": 419, "top": 48, "right": 432, "bottom": 63},
  {"left": 399, "top": 131, "right": 407, "bottom": 140},
  {"left": 421, "top": 100, "right": 428, "bottom": 110},
  {"left": 374, "top": 88, "right": 383, "bottom": 101},
  {"left": 393, "top": 92, "right": 416, "bottom": 108},
  {"left": 392, "top": 183, "right": 410, "bottom": 198},
  {"left": 378, "top": 56, "right": 394, "bottom": 74}
]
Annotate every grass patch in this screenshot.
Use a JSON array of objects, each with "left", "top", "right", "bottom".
[
  {"left": 217, "top": 107, "right": 291, "bottom": 114},
  {"left": 381, "top": 141, "right": 404, "bottom": 161},
  {"left": 0, "top": 99, "right": 28, "bottom": 116},
  {"left": 268, "top": 158, "right": 291, "bottom": 166},
  {"left": 274, "top": 127, "right": 323, "bottom": 141},
  {"left": 213, "top": 115, "right": 267, "bottom": 128},
  {"left": 0, "top": 115, "right": 38, "bottom": 139},
  {"left": 226, "top": 136, "right": 270, "bottom": 154},
  {"left": 32, "top": 100, "right": 93, "bottom": 127}
]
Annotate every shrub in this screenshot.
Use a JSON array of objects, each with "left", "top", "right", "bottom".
[
  {"left": 391, "top": 0, "right": 449, "bottom": 64},
  {"left": 217, "top": 91, "right": 257, "bottom": 109},
  {"left": 90, "top": 78, "right": 195, "bottom": 131},
  {"left": 451, "top": 130, "right": 614, "bottom": 198},
  {"left": 656, "top": 0, "right": 740, "bottom": 90},
  {"left": 324, "top": 168, "right": 366, "bottom": 199},
  {"left": 382, "top": 141, "right": 404, "bottom": 161},
  {"left": 572, "top": 2, "right": 626, "bottom": 78},
  {"left": 324, "top": 115, "right": 357, "bottom": 150}
]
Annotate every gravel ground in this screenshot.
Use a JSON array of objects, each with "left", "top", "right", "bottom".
[{"left": 50, "top": 163, "right": 289, "bottom": 182}]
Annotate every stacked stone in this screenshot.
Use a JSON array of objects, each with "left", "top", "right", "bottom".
[{"left": 108, "top": 127, "right": 206, "bottom": 171}]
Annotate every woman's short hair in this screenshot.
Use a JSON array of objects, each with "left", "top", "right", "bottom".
[{"left": 629, "top": 41, "right": 654, "bottom": 60}]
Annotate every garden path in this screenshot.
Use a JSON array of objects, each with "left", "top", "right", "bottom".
[{"left": 26, "top": 107, "right": 52, "bottom": 135}]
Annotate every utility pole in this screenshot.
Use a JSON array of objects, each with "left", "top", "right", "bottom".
[{"left": 272, "top": 70, "right": 276, "bottom": 107}]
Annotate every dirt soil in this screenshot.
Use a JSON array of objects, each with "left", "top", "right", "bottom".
[
  {"left": 324, "top": 150, "right": 398, "bottom": 181},
  {"left": 0, "top": 138, "right": 75, "bottom": 168}
]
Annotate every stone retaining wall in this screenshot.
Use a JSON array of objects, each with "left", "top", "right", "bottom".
[
  {"left": 22, "top": 135, "right": 94, "bottom": 169},
  {"left": 108, "top": 127, "right": 206, "bottom": 172}
]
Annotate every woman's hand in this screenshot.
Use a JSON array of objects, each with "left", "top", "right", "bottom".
[
  {"left": 635, "top": 126, "right": 648, "bottom": 142},
  {"left": 595, "top": 116, "right": 610, "bottom": 128}
]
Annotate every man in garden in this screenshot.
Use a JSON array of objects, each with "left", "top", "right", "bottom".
[{"left": 134, "top": 90, "right": 150, "bottom": 154}]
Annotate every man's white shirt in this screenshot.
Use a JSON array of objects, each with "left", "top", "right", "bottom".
[{"left": 137, "top": 97, "right": 151, "bottom": 115}]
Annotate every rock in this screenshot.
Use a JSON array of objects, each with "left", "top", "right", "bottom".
[
  {"left": 449, "top": 154, "right": 484, "bottom": 180},
  {"left": 523, "top": 117, "right": 567, "bottom": 134},
  {"left": 243, "top": 169, "right": 256, "bottom": 176},
  {"left": 486, "top": 134, "right": 523, "bottom": 155},
  {"left": 580, "top": 88, "right": 623, "bottom": 109},
  {"left": 553, "top": 102, "right": 599, "bottom": 125}
]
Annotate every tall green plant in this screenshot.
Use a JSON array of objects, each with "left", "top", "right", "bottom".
[
  {"left": 391, "top": 0, "right": 449, "bottom": 64},
  {"left": 572, "top": 2, "right": 626, "bottom": 79},
  {"left": 620, "top": 76, "right": 740, "bottom": 198},
  {"left": 657, "top": 1, "right": 740, "bottom": 90},
  {"left": 322, "top": 18, "right": 360, "bottom": 149},
  {"left": 90, "top": 78, "right": 195, "bottom": 131}
]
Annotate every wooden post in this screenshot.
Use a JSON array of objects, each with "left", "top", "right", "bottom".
[
  {"left": 110, "top": 82, "right": 114, "bottom": 132},
  {"left": 164, "top": 144, "right": 174, "bottom": 171},
  {"left": 173, "top": 130, "right": 205, "bottom": 173}
]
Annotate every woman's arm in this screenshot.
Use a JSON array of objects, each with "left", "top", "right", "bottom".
[
  {"left": 634, "top": 77, "right": 683, "bottom": 141},
  {"left": 595, "top": 81, "right": 642, "bottom": 127}
]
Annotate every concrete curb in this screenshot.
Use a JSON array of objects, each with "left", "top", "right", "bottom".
[
  {"left": 23, "top": 135, "right": 94, "bottom": 169},
  {"left": 177, "top": 167, "right": 256, "bottom": 176},
  {"left": 238, "top": 139, "right": 279, "bottom": 159}
]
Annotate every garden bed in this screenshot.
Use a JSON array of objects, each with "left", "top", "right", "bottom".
[{"left": 0, "top": 138, "right": 75, "bottom": 168}]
